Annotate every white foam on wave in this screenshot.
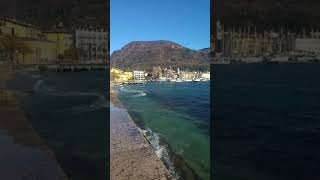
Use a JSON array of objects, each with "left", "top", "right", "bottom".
[
  {"left": 33, "top": 79, "right": 108, "bottom": 112},
  {"left": 120, "top": 87, "right": 147, "bottom": 98},
  {"left": 33, "top": 79, "right": 44, "bottom": 92},
  {"left": 138, "top": 128, "right": 179, "bottom": 178},
  {"left": 132, "top": 92, "right": 147, "bottom": 97}
]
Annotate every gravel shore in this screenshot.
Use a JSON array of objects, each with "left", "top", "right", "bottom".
[
  {"left": 110, "top": 85, "right": 171, "bottom": 180},
  {"left": 0, "top": 66, "right": 68, "bottom": 180}
]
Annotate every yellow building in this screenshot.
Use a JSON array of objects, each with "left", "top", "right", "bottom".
[
  {"left": 18, "top": 38, "right": 57, "bottom": 64},
  {"left": 0, "top": 18, "right": 43, "bottom": 38},
  {"left": 111, "top": 68, "right": 133, "bottom": 82},
  {"left": 0, "top": 18, "right": 59, "bottom": 64},
  {"left": 0, "top": 19, "right": 79, "bottom": 64},
  {"left": 44, "top": 31, "right": 73, "bottom": 56}
]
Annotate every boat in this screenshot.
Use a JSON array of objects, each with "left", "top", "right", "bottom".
[
  {"left": 192, "top": 78, "right": 201, "bottom": 82},
  {"left": 176, "top": 78, "right": 183, "bottom": 83}
]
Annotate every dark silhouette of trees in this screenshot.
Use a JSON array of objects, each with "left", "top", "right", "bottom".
[{"left": 0, "top": 35, "right": 31, "bottom": 64}]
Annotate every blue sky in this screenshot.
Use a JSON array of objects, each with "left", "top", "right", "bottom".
[{"left": 110, "top": 0, "right": 210, "bottom": 53}]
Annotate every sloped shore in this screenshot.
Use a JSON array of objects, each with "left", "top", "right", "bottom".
[
  {"left": 110, "top": 85, "right": 171, "bottom": 180},
  {"left": 0, "top": 66, "right": 68, "bottom": 180}
]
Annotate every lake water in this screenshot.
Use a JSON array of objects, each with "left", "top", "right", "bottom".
[
  {"left": 21, "top": 71, "right": 109, "bottom": 180},
  {"left": 213, "top": 64, "right": 320, "bottom": 180},
  {"left": 116, "top": 81, "right": 210, "bottom": 180}
]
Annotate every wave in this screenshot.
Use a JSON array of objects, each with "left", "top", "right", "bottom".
[
  {"left": 132, "top": 92, "right": 147, "bottom": 97},
  {"left": 138, "top": 128, "right": 179, "bottom": 179},
  {"left": 119, "top": 87, "right": 147, "bottom": 98},
  {"left": 33, "top": 79, "right": 108, "bottom": 112},
  {"left": 33, "top": 79, "right": 44, "bottom": 92}
]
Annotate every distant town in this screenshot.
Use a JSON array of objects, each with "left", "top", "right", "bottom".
[
  {"left": 214, "top": 19, "right": 320, "bottom": 64},
  {"left": 111, "top": 66, "right": 210, "bottom": 83},
  {"left": 0, "top": 18, "right": 108, "bottom": 65}
]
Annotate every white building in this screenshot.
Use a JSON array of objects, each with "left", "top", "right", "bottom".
[
  {"left": 133, "top": 71, "right": 145, "bottom": 80},
  {"left": 75, "top": 28, "right": 108, "bottom": 62},
  {"left": 201, "top": 72, "right": 210, "bottom": 79},
  {"left": 295, "top": 39, "right": 320, "bottom": 54}
]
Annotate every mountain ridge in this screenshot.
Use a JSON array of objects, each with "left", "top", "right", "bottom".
[{"left": 111, "top": 40, "right": 210, "bottom": 71}]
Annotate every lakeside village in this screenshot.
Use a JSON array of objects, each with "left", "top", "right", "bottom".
[
  {"left": 214, "top": 20, "right": 320, "bottom": 64},
  {"left": 111, "top": 66, "right": 210, "bottom": 84},
  {"left": 0, "top": 18, "right": 108, "bottom": 65}
]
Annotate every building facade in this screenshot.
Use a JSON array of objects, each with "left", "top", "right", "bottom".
[
  {"left": 75, "top": 28, "right": 108, "bottom": 62},
  {"left": 0, "top": 18, "right": 57, "bottom": 64},
  {"left": 133, "top": 71, "right": 145, "bottom": 80},
  {"left": 44, "top": 30, "right": 73, "bottom": 57},
  {"left": 216, "top": 20, "right": 306, "bottom": 58},
  {"left": 110, "top": 68, "right": 133, "bottom": 82},
  {"left": 295, "top": 39, "right": 320, "bottom": 53}
]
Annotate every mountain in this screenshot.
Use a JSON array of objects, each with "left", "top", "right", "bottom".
[
  {"left": 111, "top": 40, "right": 210, "bottom": 71},
  {"left": 198, "top": 48, "right": 210, "bottom": 60}
]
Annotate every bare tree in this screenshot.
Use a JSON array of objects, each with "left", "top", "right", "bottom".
[{"left": 0, "top": 35, "right": 31, "bottom": 64}]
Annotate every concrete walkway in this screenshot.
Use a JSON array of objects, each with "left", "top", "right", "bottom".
[{"left": 110, "top": 103, "right": 171, "bottom": 180}]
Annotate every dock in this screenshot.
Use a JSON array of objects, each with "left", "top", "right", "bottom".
[{"left": 110, "top": 103, "right": 171, "bottom": 180}]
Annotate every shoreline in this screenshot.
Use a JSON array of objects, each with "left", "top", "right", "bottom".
[
  {"left": 110, "top": 83, "right": 172, "bottom": 180},
  {"left": 0, "top": 67, "right": 68, "bottom": 180},
  {"left": 111, "top": 83, "right": 205, "bottom": 180}
]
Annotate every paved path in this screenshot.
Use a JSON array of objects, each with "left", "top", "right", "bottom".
[{"left": 110, "top": 103, "right": 171, "bottom": 180}]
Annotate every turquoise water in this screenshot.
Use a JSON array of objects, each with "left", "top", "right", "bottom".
[{"left": 117, "top": 82, "right": 210, "bottom": 180}]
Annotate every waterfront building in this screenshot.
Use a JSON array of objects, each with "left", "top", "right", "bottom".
[
  {"left": 162, "top": 67, "right": 177, "bottom": 79},
  {"left": 43, "top": 23, "right": 73, "bottom": 58},
  {"left": 201, "top": 72, "right": 210, "bottom": 79},
  {"left": 75, "top": 28, "right": 108, "bottom": 62},
  {"left": 111, "top": 68, "right": 133, "bottom": 82},
  {"left": 133, "top": 70, "right": 145, "bottom": 80},
  {"left": 0, "top": 18, "right": 57, "bottom": 64},
  {"left": 0, "top": 18, "right": 43, "bottom": 38},
  {"left": 180, "top": 71, "right": 198, "bottom": 80},
  {"left": 295, "top": 39, "right": 320, "bottom": 54},
  {"left": 216, "top": 19, "right": 298, "bottom": 59}
]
